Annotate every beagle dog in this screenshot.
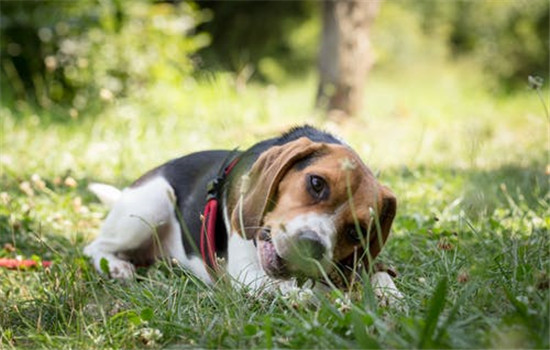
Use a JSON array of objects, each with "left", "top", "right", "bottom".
[{"left": 84, "top": 126, "right": 401, "bottom": 300}]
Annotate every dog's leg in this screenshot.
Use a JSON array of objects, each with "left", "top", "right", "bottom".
[
  {"left": 160, "top": 215, "right": 213, "bottom": 284},
  {"left": 226, "top": 232, "right": 270, "bottom": 290},
  {"left": 84, "top": 177, "right": 176, "bottom": 279}
]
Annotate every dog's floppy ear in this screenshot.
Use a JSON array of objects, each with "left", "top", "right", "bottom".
[
  {"left": 333, "top": 185, "right": 397, "bottom": 287},
  {"left": 231, "top": 137, "right": 325, "bottom": 239},
  {"left": 364, "top": 185, "right": 397, "bottom": 266}
]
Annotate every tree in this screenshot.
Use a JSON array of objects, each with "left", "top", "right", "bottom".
[{"left": 316, "top": 0, "right": 381, "bottom": 117}]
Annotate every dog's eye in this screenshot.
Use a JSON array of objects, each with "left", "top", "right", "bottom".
[
  {"left": 307, "top": 175, "right": 329, "bottom": 200},
  {"left": 346, "top": 225, "right": 366, "bottom": 244},
  {"left": 310, "top": 176, "right": 325, "bottom": 193}
]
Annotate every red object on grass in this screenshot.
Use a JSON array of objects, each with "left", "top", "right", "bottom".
[{"left": 0, "top": 258, "right": 52, "bottom": 269}]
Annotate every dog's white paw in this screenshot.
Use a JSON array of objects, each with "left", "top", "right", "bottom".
[
  {"left": 107, "top": 259, "right": 136, "bottom": 279},
  {"left": 84, "top": 243, "right": 136, "bottom": 280},
  {"left": 90, "top": 254, "right": 135, "bottom": 279},
  {"left": 371, "top": 271, "right": 404, "bottom": 308}
]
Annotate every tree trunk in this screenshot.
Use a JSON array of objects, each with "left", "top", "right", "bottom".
[{"left": 316, "top": 0, "right": 380, "bottom": 117}]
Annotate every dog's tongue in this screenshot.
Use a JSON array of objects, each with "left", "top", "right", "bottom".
[
  {"left": 260, "top": 240, "right": 278, "bottom": 266},
  {"left": 259, "top": 240, "right": 287, "bottom": 278}
]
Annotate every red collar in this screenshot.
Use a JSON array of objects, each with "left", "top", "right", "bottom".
[{"left": 200, "top": 157, "right": 239, "bottom": 277}]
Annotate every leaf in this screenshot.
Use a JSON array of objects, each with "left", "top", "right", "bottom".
[
  {"left": 140, "top": 307, "right": 154, "bottom": 322},
  {"left": 99, "top": 257, "right": 110, "bottom": 275},
  {"left": 418, "top": 277, "right": 448, "bottom": 349},
  {"left": 244, "top": 324, "right": 258, "bottom": 336},
  {"left": 110, "top": 310, "right": 141, "bottom": 326},
  {"left": 128, "top": 311, "right": 142, "bottom": 326}
]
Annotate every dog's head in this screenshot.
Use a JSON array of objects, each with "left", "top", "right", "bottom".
[{"left": 231, "top": 137, "right": 396, "bottom": 285}]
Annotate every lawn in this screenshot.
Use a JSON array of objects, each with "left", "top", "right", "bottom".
[{"left": 1, "top": 65, "right": 549, "bottom": 348}]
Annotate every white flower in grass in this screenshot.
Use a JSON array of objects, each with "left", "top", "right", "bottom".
[
  {"left": 31, "top": 174, "right": 46, "bottom": 190},
  {"left": 0, "top": 192, "right": 10, "bottom": 205},
  {"left": 100, "top": 88, "right": 114, "bottom": 101},
  {"left": 92, "top": 335, "right": 105, "bottom": 346},
  {"left": 134, "top": 327, "right": 163, "bottom": 347},
  {"left": 335, "top": 295, "right": 351, "bottom": 313},
  {"left": 19, "top": 181, "right": 34, "bottom": 197},
  {"left": 280, "top": 286, "right": 314, "bottom": 308},
  {"left": 516, "top": 295, "right": 528, "bottom": 304},
  {"left": 64, "top": 176, "right": 78, "bottom": 188}
]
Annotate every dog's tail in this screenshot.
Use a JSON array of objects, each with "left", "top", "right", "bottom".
[{"left": 88, "top": 183, "right": 122, "bottom": 208}]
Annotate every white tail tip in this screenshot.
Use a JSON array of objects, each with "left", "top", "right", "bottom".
[{"left": 88, "top": 183, "right": 122, "bottom": 207}]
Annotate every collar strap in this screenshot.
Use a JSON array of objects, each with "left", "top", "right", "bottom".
[{"left": 200, "top": 156, "right": 240, "bottom": 277}]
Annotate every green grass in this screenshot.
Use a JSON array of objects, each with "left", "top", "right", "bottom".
[{"left": 1, "top": 64, "right": 549, "bottom": 348}]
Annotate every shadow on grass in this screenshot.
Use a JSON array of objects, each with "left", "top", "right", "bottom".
[{"left": 460, "top": 162, "right": 549, "bottom": 219}]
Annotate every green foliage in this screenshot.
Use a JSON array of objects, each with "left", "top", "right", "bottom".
[
  {"left": 1, "top": 0, "right": 209, "bottom": 118},
  {"left": 2, "top": 0, "right": 546, "bottom": 117},
  {"left": 406, "top": 0, "right": 549, "bottom": 91},
  {"left": 195, "top": 1, "right": 317, "bottom": 82},
  {"left": 193, "top": 1, "right": 548, "bottom": 90},
  {"left": 372, "top": 2, "right": 449, "bottom": 69}
]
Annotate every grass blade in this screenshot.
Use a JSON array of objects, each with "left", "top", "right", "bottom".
[
  {"left": 351, "top": 309, "right": 380, "bottom": 349},
  {"left": 418, "top": 277, "right": 448, "bottom": 349},
  {"left": 263, "top": 315, "right": 273, "bottom": 349}
]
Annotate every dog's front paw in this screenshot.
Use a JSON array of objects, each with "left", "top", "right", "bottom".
[
  {"left": 108, "top": 259, "right": 136, "bottom": 279},
  {"left": 93, "top": 256, "right": 135, "bottom": 280},
  {"left": 370, "top": 271, "right": 404, "bottom": 308}
]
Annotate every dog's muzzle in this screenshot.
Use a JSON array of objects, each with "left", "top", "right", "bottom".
[
  {"left": 257, "top": 227, "right": 329, "bottom": 279},
  {"left": 278, "top": 230, "right": 329, "bottom": 278}
]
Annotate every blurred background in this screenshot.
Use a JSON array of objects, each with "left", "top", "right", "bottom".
[
  {"left": 2, "top": 1, "right": 547, "bottom": 108},
  {"left": 1, "top": 0, "right": 549, "bottom": 179},
  {"left": 1, "top": 5, "right": 549, "bottom": 347}
]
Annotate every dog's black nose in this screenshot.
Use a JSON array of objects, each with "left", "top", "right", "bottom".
[{"left": 297, "top": 230, "right": 325, "bottom": 260}]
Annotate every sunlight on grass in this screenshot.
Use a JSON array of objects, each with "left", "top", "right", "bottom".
[
  {"left": 1, "top": 62, "right": 548, "bottom": 349},
  {"left": 2, "top": 62, "right": 547, "bottom": 183}
]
